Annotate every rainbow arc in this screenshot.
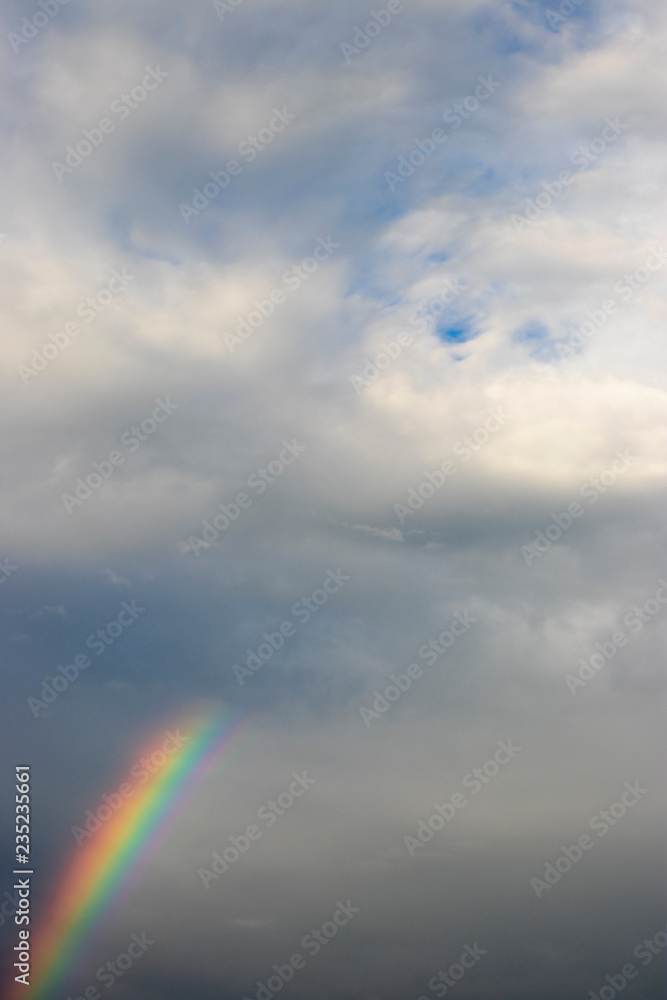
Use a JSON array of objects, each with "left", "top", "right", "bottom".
[{"left": 10, "top": 709, "right": 247, "bottom": 1000}]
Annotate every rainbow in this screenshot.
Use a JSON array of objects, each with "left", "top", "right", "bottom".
[{"left": 11, "top": 708, "right": 249, "bottom": 1000}]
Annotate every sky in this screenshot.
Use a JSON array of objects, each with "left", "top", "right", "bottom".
[{"left": 1, "top": 0, "right": 666, "bottom": 998}]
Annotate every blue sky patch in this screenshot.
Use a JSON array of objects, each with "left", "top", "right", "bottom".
[
  {"left": 513, "top": 321, "right": 550, "bottom": 343},
  {"left": 436, "top": 322, "right": 475, "bottom": 343}
]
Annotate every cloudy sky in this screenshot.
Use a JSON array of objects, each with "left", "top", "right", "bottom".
[{"left": 1, "top": 0, "right": 666, "bottom": 997}]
